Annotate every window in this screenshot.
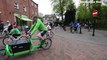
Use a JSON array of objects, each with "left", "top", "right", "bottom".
[
  {"left": 23, "top": 6, "right": 27, "bottom": 12},
  {"left": 14, "top": 2, "right": 19, "bottom": 9}
]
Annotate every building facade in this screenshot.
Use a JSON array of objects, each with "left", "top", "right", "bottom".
[
  {"left": 0, "top": 0, "right": 38, "bottom": 26},
  {"left": 43, "top": 14, "right": 57, "bottom": 23}
]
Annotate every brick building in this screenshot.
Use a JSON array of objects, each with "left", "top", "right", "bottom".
[{"left": 0, "top": 0, "right": 38, "bottom": 26}]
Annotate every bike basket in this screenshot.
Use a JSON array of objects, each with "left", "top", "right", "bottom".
[{"left": 9, "top": 40, "right": 31, "bottom": 53}]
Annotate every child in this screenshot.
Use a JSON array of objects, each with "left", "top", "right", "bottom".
[
  {"left": 9, "top": 23, "right": 21, "bottom": 39},
  {"left": 46, "top": 23, "right": 52, "bottom": 31},
  {"left": 24, "top": 25, "right": 30, "bottom": 35}
]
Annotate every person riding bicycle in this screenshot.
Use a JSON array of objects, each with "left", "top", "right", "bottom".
[
  {"left": 46, "top": 22, "right": 52, "bottom": 31},
  {"left": 29, "top": 16, "right": 47, "bottom": 39},
  {"left": 24, "top": 25, "right": 30, "bottom": 35},
  {"left": 9, "top": 23, "right": 21, "bottom": 39},
  {"left": 2, "top": 21, "right": 12, "bottom": 34}
]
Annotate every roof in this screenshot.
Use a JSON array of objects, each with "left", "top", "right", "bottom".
[{"left": 31, "top": 0, "right": 38, "bottom": 5}]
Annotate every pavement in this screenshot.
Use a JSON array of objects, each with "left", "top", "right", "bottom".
[
  {"left": 54, "top": 27, "right": 107, "bottom": 46},
  {"left": 0, "top": 27, "right": 107, "bottom": 60}
]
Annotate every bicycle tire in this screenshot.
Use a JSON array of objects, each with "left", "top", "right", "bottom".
[
  {"left": 0, "top": 31, "right": 2, "bottom": 38},
  {"left": 41, "top": 38, "right": 52, "bottom": 50},
  {"left": 46, "top": 31, "right": 54, "bottom": 38},
  {"left": 49, "top": 31, "right": 54, "bottom": 38},
  {"left": 2, "top": 31, "right": 9, "bottom": 38},
  {"left": 2, "top": 34, "right": 13, "bottom": 46}
]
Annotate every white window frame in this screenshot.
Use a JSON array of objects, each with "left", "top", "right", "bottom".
[
  {"left": 14, "top": 2, "right": 19, "bottom": 9},
  {"left": 23, "top": 6, "right": 27, "bottom": 12}
]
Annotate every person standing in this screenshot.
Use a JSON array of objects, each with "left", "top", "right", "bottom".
[{"left": 0, "top": 21, "right": 4, "bottom": 32}]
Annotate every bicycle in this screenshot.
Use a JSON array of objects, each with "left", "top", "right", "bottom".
[
  {"left": 46, "top": 30, "right": 54, "bottom": 38},
  {"left": 0, "top": 33, "right": 52, "bottom": 57}
]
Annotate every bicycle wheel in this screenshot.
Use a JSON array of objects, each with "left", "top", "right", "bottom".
[
  {"left": 41, "top": 38, "right": 52, "bottom": 50},
  {"left": 2, "top": 31, "right": 9, "bottom": 38},
  {"left": 45, "top": 32, "right": 50, "bottom": 38},
  {"left": 0, "top": 31, "right": 2, "bottom": 38},
  {"left": 2, "top": 35, "right": 13, "bottom": 46},
  {"left": 49, "top": 31, "right": 54, "bottom": 38}
]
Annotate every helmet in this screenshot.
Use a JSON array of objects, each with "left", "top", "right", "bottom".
[
  {"left": 25, "top": 26, "right": 29, "bottom": 28},
  {"left": 13, "top": 24, "right": 17, "bottom": 28}
]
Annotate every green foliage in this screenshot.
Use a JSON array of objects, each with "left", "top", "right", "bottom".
[
  {"left": 77, "top": 0, "right": 107, "bottom": 30},
  {"left": 77, "top": 3, "right": 91, "bottom": 22},
  {"left": 50, "top": 0, "right": 75, "bottom": 21},
  {"left": 51, "top": 0, "right": 74, "bottom": 13},
  {"left": 96, "top": 5, "right": 107, "bottom": 29}
]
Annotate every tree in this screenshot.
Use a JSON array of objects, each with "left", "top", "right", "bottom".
[
  {"left": 77, "top": 0, "right": 107, "bottom": 30},
  {"left": 77, "top": 0, "right": 101, "bottom": 22},
  {"left": 96, "top": 5, "right": 107, "bottom": 29},
  {"left": 64, "top": 3, "right": 76, "bottom": 25},
  {"left": 77, "top": 3, "right": 90, "bottom": 22},
  {"left": 50, "top": 0, "right": 74, "bottom": 22}
]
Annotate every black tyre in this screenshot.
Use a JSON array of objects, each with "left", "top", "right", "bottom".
[
  {"left": 49, "top": 31, "right": 54, "bottom": 38},
  {"left": 46, "top": 31, "right": 54, "bottom": 38},
  {"left": 2, "top": 35, "right": 13, "bottom": 46},
  {"left": 2, "top": 31, "right": 9, "bottom": 38},
  {"left": 0, "top": 31, "right": 2, "bottom": 38},
  {"left": 41, "top": 38, "right": 52, "bottom": 50}
]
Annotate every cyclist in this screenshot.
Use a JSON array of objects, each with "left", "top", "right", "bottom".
[
  {"left": 46, "top": 22, "right": 52, "bottom": 31},
  {"left": 29, "top": 16, "right": 47, "bottom": 39},
  {"left": 24, "top": 25, "right": 30, "bottom": 35}
]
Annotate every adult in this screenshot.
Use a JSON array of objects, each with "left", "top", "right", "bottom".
[
  {"left": 0, "top": 21, "right": 4, "bottom": 32},
  {"left": 29, "top": 17, "right": 47, "bottom": 39}
]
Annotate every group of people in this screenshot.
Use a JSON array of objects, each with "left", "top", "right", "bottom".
[
  {"left": 0, "top": 16, "right": 52, "bottom": 40},
  {"left": 0, "top": 21, "right": 21, "bottom": 39},
  {"left": 0, "top": 21, "right": 13, "bottom": 34}
]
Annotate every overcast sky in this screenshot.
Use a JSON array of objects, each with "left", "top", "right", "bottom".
[{"left": 33, "top": 0, "right": 80, "bottom": 15}]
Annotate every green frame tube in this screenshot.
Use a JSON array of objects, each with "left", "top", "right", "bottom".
[{"left": 5, "top": 37, "right": 42, "bottom": 56}]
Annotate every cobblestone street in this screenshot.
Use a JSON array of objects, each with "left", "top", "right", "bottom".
[{"left": 0, "top": 28, "right": 107, "bottom": 60}]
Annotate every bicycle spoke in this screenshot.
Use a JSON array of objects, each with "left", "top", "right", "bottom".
[{"left": 41, "top": 38, "right": 52, "bottom": 50}]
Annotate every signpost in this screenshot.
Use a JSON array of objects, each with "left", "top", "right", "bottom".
[
  {"left": 93, "top": 10, "right": 98, "bottom": 17},
  {"left": 92, "top": 10, "right": 98, "bottom": 36}
]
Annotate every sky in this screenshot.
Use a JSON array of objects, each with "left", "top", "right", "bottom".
[
  {"left": 73, "top": 0, "right": 80, "bottom": 8},
  {"left": 33, "top": 0, "right": 80, "bottom": 15}
]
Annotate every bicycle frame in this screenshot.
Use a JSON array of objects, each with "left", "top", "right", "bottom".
[{"left": 5, "top": 37, "right": 42, "bottom": 57}]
